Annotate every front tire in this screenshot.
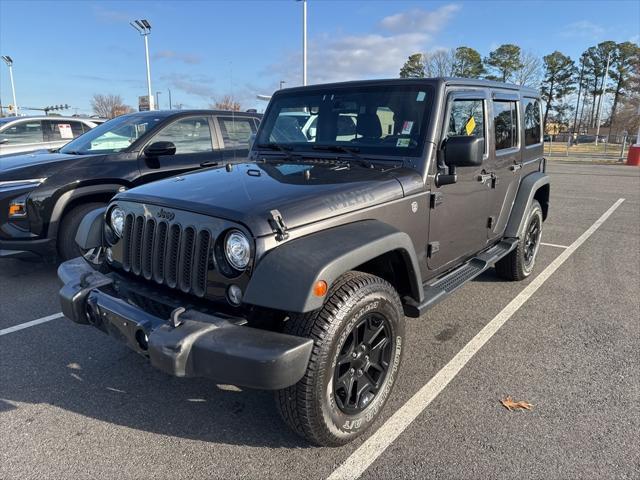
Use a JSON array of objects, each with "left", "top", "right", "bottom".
[
  {"left": 496, "top": 200, "right": 543, "bottom": 281},
  {"left": 276, "top": 271, "right": 405, "bottom": 446},
  {"left": 57, "top": 202, "right": 105, "bottom": 261}
]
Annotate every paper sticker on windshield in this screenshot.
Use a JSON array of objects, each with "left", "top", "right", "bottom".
[
  {"left": 416, "top": 91, "right": 426, "bottom": 102},
  {"left": 396, "top": 138, "right": 410, "bottom": 148},
  {"left": 465, "top": 116, "right": 476, "bottom": 136},
  {"left": 401, "top": 121, "right": 414, "bottom": 135},
  {"left": 58, "top": 124, "right": 73, "bottom": 139}
]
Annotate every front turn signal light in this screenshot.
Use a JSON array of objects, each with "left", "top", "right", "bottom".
[
  {"left": 313, "top": 280, "right": 328, "bottom": 297},
  {"left": 8, "top": 201, "right": 27, "bottom": 218}
]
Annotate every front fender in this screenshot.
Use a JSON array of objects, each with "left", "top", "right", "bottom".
[{"left": 243, "top": 220, "right": 423, "bottom": 313}]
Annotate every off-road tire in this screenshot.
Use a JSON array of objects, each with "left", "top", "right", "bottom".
[
  {"left": 496, "top": 200, "right": 543, "bottom": 281},
  {"left": 57, "top": 202, "right": 105, "bottom": 261},
  {"left": 275, "top": 271, "right": 405, "bottom": 446}
]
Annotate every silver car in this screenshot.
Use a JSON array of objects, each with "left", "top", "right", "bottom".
[{"left": 0, "top": 116, "right": 105, "bottom": 155}]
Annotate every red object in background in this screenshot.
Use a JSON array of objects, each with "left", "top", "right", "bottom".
[{"left": 628, "top": 145, "right": 640, "bottom": 166}]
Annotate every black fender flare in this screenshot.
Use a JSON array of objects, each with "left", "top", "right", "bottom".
[
  {"left": 48, "top": 184, "right": 124, "bottom": 239},
  {"left": 504, "top": 172, "right": 550, "bottom": 238},
  {"left": 243, "top": 220, "right": 423, "bottom": 313},
  {"left": 75, "top": 206, "right": 107, "bottom": 250}
]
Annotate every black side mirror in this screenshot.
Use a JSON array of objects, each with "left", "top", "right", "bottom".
[
  {"left": 144, "top": 141, "right": 176, "bottom": 157},
  {"left": 444, "top": 136, "right": 484, "bottom": 167}
]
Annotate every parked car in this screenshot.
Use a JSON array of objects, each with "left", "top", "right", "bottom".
[
  {"left": 58, "top": 78, "right": 548, "bottom": 446},
  {"left": 0, "top": 109, "right": 262, "bottom": 260},
  {"left": 0, "top": 116, "right": 103, "bottom": 155}
]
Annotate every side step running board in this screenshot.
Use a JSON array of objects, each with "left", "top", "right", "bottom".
[{"left": 403, "top": 238, "right": 518, "bottom": 318}]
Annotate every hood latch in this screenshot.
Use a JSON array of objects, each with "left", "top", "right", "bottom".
[{"left": 269, "top": 209, "right": 290, "bottom": 241}]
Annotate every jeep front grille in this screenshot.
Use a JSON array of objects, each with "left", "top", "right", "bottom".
[{"left": 121, "top": 214, "right": 211, "bottom": 297}]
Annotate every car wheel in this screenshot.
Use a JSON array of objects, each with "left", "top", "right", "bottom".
[
  {"left": 496, "top": 200, "right": 543, "bottom": 281},
  {"left": 57, "top": 202, "right": 105, "bottom": 261},
  {"left": 275, "top": 271, "right": 405, "bottom": 446}
]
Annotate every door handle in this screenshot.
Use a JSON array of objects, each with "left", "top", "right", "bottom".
[{"left": 510, "top": 163, "right": 523, "bottom": 172}]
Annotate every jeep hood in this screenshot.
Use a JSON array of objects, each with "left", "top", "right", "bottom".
[{"left": 116, "top": 161, "right": 421, "bottom": 237}]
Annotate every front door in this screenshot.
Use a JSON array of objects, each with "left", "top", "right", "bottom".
[
  {"left": 427, "top": 92, "right": 490, "bottom": 271},
  {"left": 137, "top": 115, "right": 221, "bottom": 185}
]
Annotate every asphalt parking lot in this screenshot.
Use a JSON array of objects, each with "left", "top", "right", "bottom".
[{"left": 1, "top": 162, "right": 638, "bottom": 480}]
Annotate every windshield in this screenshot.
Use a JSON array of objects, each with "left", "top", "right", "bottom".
[
  {"left": 256, "top": 84, "right": 433, "bottom": 158},
  {"left": 59, "top": 114, "right": 163, "bottom": 154}
]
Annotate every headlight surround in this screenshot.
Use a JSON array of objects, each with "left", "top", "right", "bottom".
[
  {"left": 224, "top": 230, "right": 251, "bottom": 271},
  {"left": 109, "top": 206, "right": 125, "bottom": 238}
]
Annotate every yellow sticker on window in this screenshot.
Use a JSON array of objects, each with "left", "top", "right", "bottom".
[{"left": 465, "top": 116, "right": 476, "bottom": 136}]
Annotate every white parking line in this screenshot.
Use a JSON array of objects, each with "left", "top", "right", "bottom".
[
  {"left": 541, "top": 242, "right": 569, "bottom": 249},
  {"left": 0, "top": 312, "right": 64, "bottom": 336},
  {"left": 327, "top": 198, "right": 625, "bottom": 480}
]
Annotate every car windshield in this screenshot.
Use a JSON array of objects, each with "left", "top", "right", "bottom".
[
  {"left": 256, "top": 84, "right": 433, "bottom": 158},
  {"left": 59, "top": 114, "right": 163, "bottom": 154}
]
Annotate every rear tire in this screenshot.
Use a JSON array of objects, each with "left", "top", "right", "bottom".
[
  {"left": 57, "top": 202, "right": 105, "bottom": 261},
  {"left": 496, "top": 200, "right": 543, "bottom": 281},
  {"left": 275, "top": 271, "right": 405, "bottom": 446}
]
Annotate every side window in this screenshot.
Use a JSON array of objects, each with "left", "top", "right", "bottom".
[
  {"left": 42, "top": 120, "right": 83, "bottom": 141},
  {"left": 523, "top": 99, "right": 541, "bottom": 146},
  {"left": 218, "top": 116, "right": 257, "bottom": 148},
  {"left": 493, "top": 100, "right": 519, "bottom": 150},
  {"left": 446, "top": 99, "right": 485, "bottom": 142},
  {"left": 152, "top": 116, "right": 213, "bottom": 154},
  {"left": 1, "top": 121, "right": 44, "bottom": 144}
]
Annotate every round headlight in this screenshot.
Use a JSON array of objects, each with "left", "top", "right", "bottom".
[
  {"left": 109, "top": 206, "right": 125, "bottom": 238},
  {"left": 224, "top": 230, "right": 250, "bottom": 270}
]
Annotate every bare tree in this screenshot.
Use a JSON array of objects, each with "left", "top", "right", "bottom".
[
  {"left": 91, "top": 94, "right": 133, "bottom": 118},
  {"left": 424, "top": 49, "right": 456, "bottom": 77},
  {"left": 514, "top": 50, "right": 543, "bottom": 87},
  {"left": 210, "top": 95, "right": 241, "bottom": 111}
]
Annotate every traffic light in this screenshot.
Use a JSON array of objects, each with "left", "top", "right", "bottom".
[
  {"left": 43, "top": 104, "right": 70, "bottom": 114},
  {"left": 8, "top": 104, "right": 14, "bottom": 112}
]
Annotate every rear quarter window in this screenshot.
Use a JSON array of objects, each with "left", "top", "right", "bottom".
[{"left": 523, "top": 99, "right": 542, "bottom": 146}]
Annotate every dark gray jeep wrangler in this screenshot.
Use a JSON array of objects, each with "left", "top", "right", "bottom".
[{"left": 58, "top": 78, "right": 549, "bottom": 446}]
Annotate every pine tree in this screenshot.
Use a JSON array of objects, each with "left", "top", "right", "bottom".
[
  {"left": 399, "top": 54, "right": 426, "bottom": 78},
  {"left": 484, "top": 44, "right": 523, "bottom": 82},
  {"left": 452, "top": 47, "right": 485, "bottom": 78},
  {"left": 541, "top": 51, "right": 576, "bottom": 131}
]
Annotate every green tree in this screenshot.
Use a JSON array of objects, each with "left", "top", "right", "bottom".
[
  {"left": 484, "top": 44, "right": 523, "bottom": 82},
  {"left": 583, "top": 41, "right": 617, "bottom": 127},
  {"left": 452, "top": 46, "right": 484, "bottom": 78},
  {"left": 541, "top": 51, "right": 576, "bottom": 130},
  {"left": 608, "top": 41, "right": 640, "bottom": 135},
  {"left": 399, "top": 53, "right": 425, "bottom": 78}
]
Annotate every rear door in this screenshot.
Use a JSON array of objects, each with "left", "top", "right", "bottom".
[
  {"left": 486, "top": 93, "right": 522, "bottom": 239},
  {"left": 214, "top": 115, "right": 258, "bottom": 160},
  {"left": 427, "top": 90, "right": 490, "bottom": 271},
  {"left": 137, "top": 114, "right": 220, "bottom": 184},
  {"left": 42, "top": 120, "right": 85, "bottom": 150}
]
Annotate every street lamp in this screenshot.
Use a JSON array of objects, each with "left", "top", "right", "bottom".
[
  {"left": 167, "top": 88, "right": 172, "bottom": 109},
  {"left": 1, "top": 55, "right": 18, "bottom": 115},
  {"left": 130, "top": 19, "right": 154, "bottom": 110},
  {"left": 279, "top": 80, "right": 286, "bottom": 90},
  {"left": 155, "top": 91, "right": 162, "bottom": 110}
]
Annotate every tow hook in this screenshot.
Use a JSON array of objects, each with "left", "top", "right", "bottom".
[{"left": 170, "top": 307, "right": 186, "bottom": 328}]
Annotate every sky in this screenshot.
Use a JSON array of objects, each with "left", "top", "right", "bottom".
[{"left": 0, "top": 0, "right": 638, "bottom": 115}]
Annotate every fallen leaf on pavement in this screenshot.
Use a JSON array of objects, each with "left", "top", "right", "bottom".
[{"left": 500, "top": 396, "right": 534, "bottom": 411}]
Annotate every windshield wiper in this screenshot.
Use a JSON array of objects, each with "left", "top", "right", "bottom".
[
  {"left": 311, "top": 145, "right": 373, "bottom": 168},
  {"left": 256, "top": 142, "right": 300, "bottom": 161}
]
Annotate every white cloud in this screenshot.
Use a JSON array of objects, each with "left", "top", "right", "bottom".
[
  {"left": 154, "top": 50, "right": 202, "bottom": 65},
  {"left": 266, "top": 4, "right": 460, "bottom": 85},
  {"left": 560, "top": 20, "right": 605, "bottom": 38},
  {"left": 379, "top": 4, "right": 461, "bottom": 33}
]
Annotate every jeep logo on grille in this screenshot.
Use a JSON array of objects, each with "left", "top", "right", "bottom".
[{"left": 157, "top": 208, "right": 175, "bottom": 221}]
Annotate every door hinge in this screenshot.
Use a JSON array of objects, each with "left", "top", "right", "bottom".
[
  {"left": 430, "top": 192, "right": 443, "bottom": 209},
  {"left": 427, "top": 241, "right": 440, "bottom": 257},
  {"left": 269, "top": 209, "right": 289, "bottom": 241},
  {"left": 487, "top": 216, "right": 495, "bottom": 229}
]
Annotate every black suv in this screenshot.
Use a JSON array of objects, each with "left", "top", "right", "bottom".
[
  {"left": 58, "top": 78, "right": 549, "bottom": 446},
  {"left": 0, "top": 109, "right": 261, "bottom": 260}
]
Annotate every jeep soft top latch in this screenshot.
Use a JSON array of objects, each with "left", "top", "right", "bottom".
[{"left": 269, "top": 209, "right": 290, "bottom": 241}]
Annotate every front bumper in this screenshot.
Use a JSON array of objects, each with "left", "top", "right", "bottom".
[{"left": 58, "top": 258, "right": 313, "bottom": 390}]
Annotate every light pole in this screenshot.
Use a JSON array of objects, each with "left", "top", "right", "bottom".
[
  {"left": 155, "top": 91, "right": 162, "bottom": 110},
  {"left": 167, "top": 88, "right": 172, "bottom": 109},
  {"left": 130, "top": 19, "right": 154, "bottom": 110},
  {"left": 302, "top": 0, "right": 307, "bottom": 85},
  {"left": 1, "top": 56, "right": 18, "bottom": 115},
  {"left": 279, "top": 80, "right": 286, "bottom": 90}
]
